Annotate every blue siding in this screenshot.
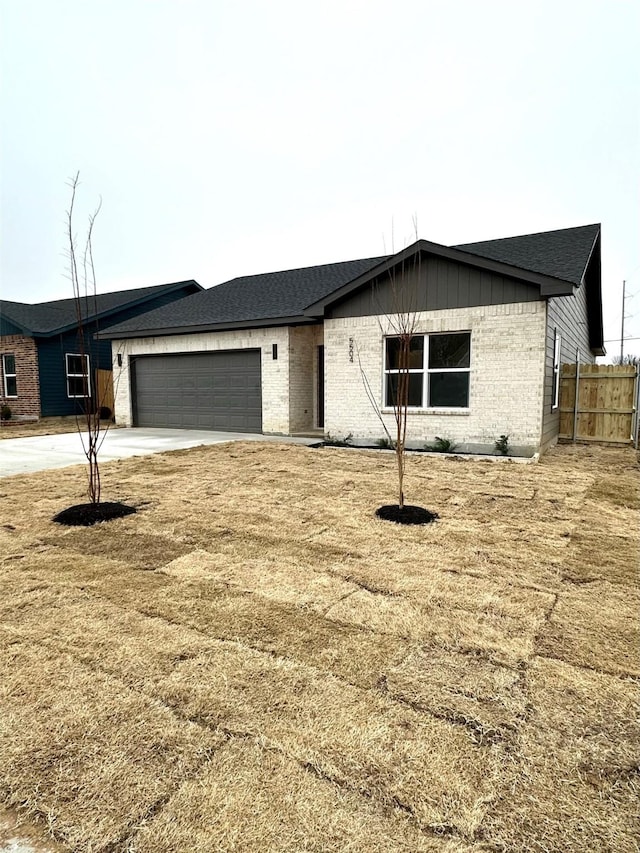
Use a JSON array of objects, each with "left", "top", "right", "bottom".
[
  {"left": 36, "top": 285, "right": 197, "bottom": 416},
  {"left": 0, "top": 317, "right": 24, "bottom": 335},
  {"left": 37, "top": 330, "right": 112, "bottom": 416}
]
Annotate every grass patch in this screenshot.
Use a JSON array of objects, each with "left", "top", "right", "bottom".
[
  {"left": 0, "top": 441, "right": 638, "bottom": 851},
  {"left": 0, "top": 415, "right": 117, "bottom": 440}
]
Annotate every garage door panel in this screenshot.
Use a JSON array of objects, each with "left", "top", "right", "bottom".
[{"left": 133, "top": 351, "right": 262, "bottom": 432}]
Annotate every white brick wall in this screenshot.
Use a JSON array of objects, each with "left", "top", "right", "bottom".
[
  {"left": 288, "top": 325, "right": 317, "bottom": 432},
  {"left": 112, "top": 327, "right": 293, "bottom": 433},
  {"left": 112, "top": 305, "right": 546, "bottom": 449},
  {"left": 324, "top": 302, "right": 548, "bottom": 451}
]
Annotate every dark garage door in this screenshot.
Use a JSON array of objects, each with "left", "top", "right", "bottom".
[{"left": 132, "top": 350, "right": 262, "bottom": 432}]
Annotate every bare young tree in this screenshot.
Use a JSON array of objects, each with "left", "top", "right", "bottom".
[
  {"left": 357, "top": 231, "right": 425, "bottom": 516},
  {"left": 378, "top": 254, "right": 420, "bottom": 510},
  {"left": 66, "top": 171, "right": 106, "bottom": 505}
]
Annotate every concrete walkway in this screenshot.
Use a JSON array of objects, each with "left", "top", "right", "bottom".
[{"left": 0, "top": 427, "right": 318, "bottom": 477}]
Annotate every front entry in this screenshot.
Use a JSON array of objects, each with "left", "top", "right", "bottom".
[{"left": 317, "top": 345, "right": 324, "bottom": 429}]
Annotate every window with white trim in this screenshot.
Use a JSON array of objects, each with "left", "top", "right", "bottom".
[
  {"left": 384, "top": 332, "right": 471, "bottom": 409},
  {"left": 65, "top": 353, "right": 91, "bottom": 398},
  {"left": 2, "top": 354, "right": 17, "bottom": 397},
  {"left": 552, "top": 330, "right": 561, "bottom": 410}
]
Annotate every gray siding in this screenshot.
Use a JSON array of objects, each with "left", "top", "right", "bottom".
[
  {"left": 541, "top": 284, "right": 594, "bottom": 450},
  {"left": 327, "top": 255, "right": 540, "bottom": 319}
]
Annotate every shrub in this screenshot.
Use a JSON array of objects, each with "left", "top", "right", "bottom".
[
  {"left": 495, "top": 434, "right": 510, "bottom": 456},
  {"left": 1, "top": 405, "right": 11, "bottom": 421},
  {"left": 324, "top": 432, "right": 353, "bottom": 447},
  {"left": 427, "top": 436, "right": 457, "bottom": 453}
]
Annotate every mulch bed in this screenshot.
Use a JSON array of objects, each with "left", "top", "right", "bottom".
[
  {"left": 53, "top": 502, "right": 137, "bottom": 527},
  {"left": 375, "top": 504, "right": 438, "bottom": 525}
]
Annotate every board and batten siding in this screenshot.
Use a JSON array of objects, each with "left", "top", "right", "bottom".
[
  {"left": 541, "top": 283, "right": 594, "bottom": 451},
  {"left": 327, "top": 255, "right": 540, "bottom": 319}
]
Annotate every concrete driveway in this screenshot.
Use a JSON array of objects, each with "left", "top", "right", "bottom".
[{"left": 0, "top": 427, "right": 318, "bottom": 477}]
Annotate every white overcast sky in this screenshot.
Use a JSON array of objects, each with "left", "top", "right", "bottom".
[{"left": 1, "top": 0, "right": 638, "bottom": 355}]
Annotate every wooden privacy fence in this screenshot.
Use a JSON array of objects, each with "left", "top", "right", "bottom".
[
  {"left": 95, "top": 368, "right": 115, "bottom": 415},
  {"left": 559, "top": 363, "right": 639, "bottom": 445}
]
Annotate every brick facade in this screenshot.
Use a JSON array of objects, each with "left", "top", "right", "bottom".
[
  {"left": 112, "top": 303, "right": 549, "bottom": 453},
  {"left": 0, "top": 335, "right": 41, "bottom": 419},
  {"left": 288, "top": 325, "right": 324, "bottom": 431},
  {"left": 324, "top": 302, "right": 548, "bottom": 455},
  {"left": 112, "top": 326, "right": 317, "bottom": 434}
]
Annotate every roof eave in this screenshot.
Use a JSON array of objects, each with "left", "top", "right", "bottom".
[
  {"left": 578, "top": 226, "right": 601, "bottom": 287},
  {"left": 539, "top": 282, "right": 576, "bottom": 297},
  {"left": 99, "top": 314, "right": 317, "bottom": 340}
]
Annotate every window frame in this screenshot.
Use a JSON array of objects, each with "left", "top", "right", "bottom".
[
  {"left": 383, "top": 332, "right": 471, "bottom": 410},
  {"left": 65, "top": 353, "right": 91, "bottom": 399},
  {"left": 551, "top": 330, "right": 561, "bottom": 411},
  {"left": 2, "top": 354, "right": 17, "bottom": 398}
]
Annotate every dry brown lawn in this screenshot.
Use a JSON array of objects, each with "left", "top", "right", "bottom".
[
  {"left": 0, "top": 416, "right": 116, "bottom": 440},
  {"left": 0, "top": 441, "right": 638, "bottom": 852}
]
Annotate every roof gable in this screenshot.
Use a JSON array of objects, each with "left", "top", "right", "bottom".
[
  {"left": 304, "top": 232, "right": 594, "bottom": 317},
  {"left": 98, "top": 224, "right": 602, "bottom": 351}
]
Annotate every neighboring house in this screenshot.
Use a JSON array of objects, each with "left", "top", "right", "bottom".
[
  {"left": 101, "top": 224, "right": 604, "bottom": 455},
  {"left": 0, "top": 281, "right": 202, "bottom": 419}
]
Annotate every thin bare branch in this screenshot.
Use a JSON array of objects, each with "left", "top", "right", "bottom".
[
  {"left": 65, "top": 173, "right": 110, "bottom": 504},
  {"left": 356, "top": 344, "right": 393, "bottom": 448},
  {"left": 358, "top": 231, "right": 423, "bottom": 509}
]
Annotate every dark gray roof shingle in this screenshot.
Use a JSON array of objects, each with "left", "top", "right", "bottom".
[
  {"left": 101, "top": 256, "right": 388, "bottom": 336},
  {"left": 454, "top": 224, "right": 600, "bottom": 285},
  {"left": 0, "top": 281, "right": 200, "bottom": 335},
  {"left": 99, "top": 224, "right": 601, "bottom": 338}
]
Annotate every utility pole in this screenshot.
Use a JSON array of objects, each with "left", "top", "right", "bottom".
[{"left": 621, "top": 280, "right": 626, "bottom": 364}]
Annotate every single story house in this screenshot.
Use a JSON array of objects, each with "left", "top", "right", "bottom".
[
  {"left": 0, "top": 280, "right": 202, "bottom": 420},
  {"left": 101, "top": 224, "right": 604, "bottom": 455}
]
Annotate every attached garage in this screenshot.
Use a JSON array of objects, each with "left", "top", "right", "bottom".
[{"left": 132, "top": 350, "right": 262, "bottom": 432}]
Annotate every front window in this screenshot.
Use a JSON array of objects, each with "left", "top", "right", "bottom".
[
  {"left": 2, "top": 354, "right": 17, "bottom": 397},
  {"left": 66, "top": 353, "right": 91, "bottom": 398},
  {"left": 385, "top": 336, "right": 425, "bottom": 407},
  {"left": 384, "top": 332, "right": 470, "bottom": 408}
]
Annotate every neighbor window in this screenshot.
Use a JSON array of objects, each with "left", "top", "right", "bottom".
[
  {"left": 65, "top": 353, "right": 90, "bottom": 398},
  {"left": 384, "top": 332, "right": 471, "bottom": 408},
  {"left": 2, "top": 354, "right": 17, "bottom": 397},
  {"left": 552, "top": 330, "right": 561, "bottom": 410}
]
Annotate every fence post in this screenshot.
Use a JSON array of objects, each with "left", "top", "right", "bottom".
[
  {"left": 633, "top": 365, "right": 640, "bottom": 449},
  {"left": 572, "top": 350, "right": 580, "bottom": 443}
]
